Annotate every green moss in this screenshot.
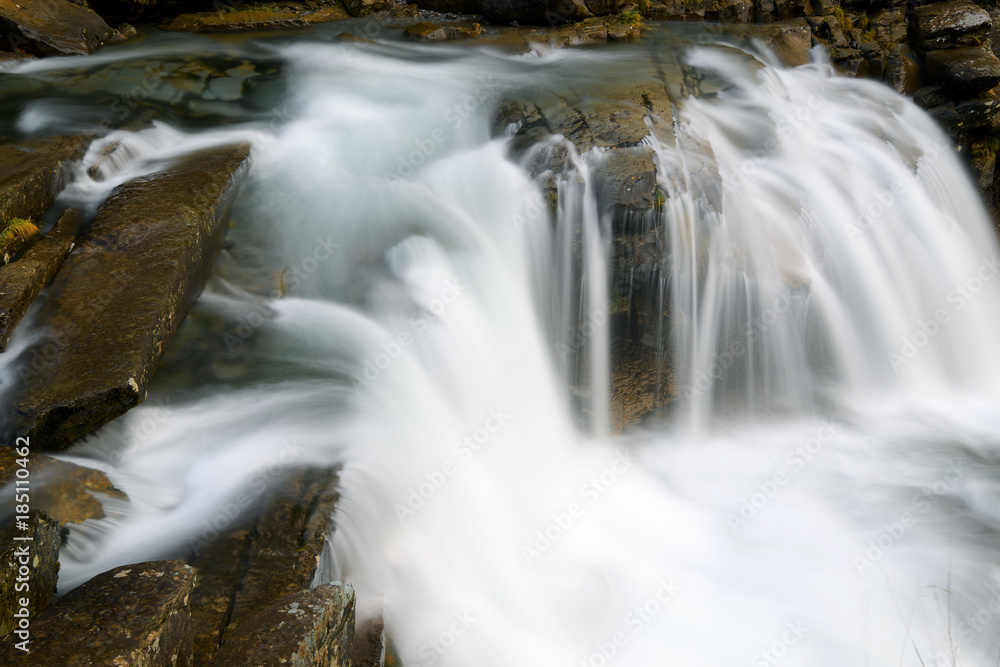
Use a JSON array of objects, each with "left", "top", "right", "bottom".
[{"left": 618, "top": 9, "right": 643, "bottom": 25}]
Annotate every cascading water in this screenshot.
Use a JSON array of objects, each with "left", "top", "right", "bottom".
[{"left": 3, "top": 26, "right": 1000, "bottom": 667}]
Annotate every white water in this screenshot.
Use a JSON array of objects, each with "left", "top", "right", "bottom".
[{"left": 5, "top": 34, "right": 1000, "bottom": 667}]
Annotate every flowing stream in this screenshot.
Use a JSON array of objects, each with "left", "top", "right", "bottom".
[{"left": 4, "top": 23, "right": 1000, "bottom": 666}]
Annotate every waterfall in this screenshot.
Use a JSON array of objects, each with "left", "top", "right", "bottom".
[{"left": 5, "top": 31, "right": 1000, "bottom": 666}]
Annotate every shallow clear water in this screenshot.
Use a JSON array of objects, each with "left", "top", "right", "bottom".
[{"left": 3, "top": 26, "right": 1000, "bottom": 666}]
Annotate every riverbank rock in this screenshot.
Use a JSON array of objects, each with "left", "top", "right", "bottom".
[
  {"left": 0, "top": 561, "right": 197, "bottom": 665},
  {"left": 210, "top": 584, "right": 355, "bottom": 667},
  {"left": 926, "top": 46, "right": 1000, "bottom": 95},
  {"left": 0, "top": 209, "right": 83, "bottom": 351},
  {"left": 910, "top": 1, "right": 991, "bottom": 52},
  {"left": 0, "top": 0, "right": 120, "bottom": 56},
  {"left": 4, "top": 143, "right": 251, "bottom": 451},
  {"left": 404, "top": 20, "right": 482, "bottom": 40},
  {"left": 163, "top": 2, "right": 350, "bottom": 32},
  {"left": 0, "top": 510, "right": 60, "bottom": 641}
]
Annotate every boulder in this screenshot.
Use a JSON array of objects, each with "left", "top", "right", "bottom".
[
  {"left": 163, "top": 4, "right": 350, "bottom": 32},
  {"left": 0, "top": 0, "right": 118, "bottom": 56},
  {"left": 0, "top": 445, "right": 125, "bottom": 526},
  {"left": 925, "top": 46, "right": 1000, "bottom": 95},
  {"left": 593, "top": 146, "right": 658, "bottom": 214},
  {"left": 910, "top": 1, "right": 992, "bottom": 52},
  {"left": 0, "top": 510, "right": 60, "bottom": 641},
  {"left": 0, "top": 208, "right": 83, "bottom": 351},
  {"left": 0, "top": 135, "right": 93, "bottom": 227},
  {"left": 210, "top": 584, "right": 355, "bottom": 667},
  {"left": 4, "top": 144, "right": 252, "bottom": 451},
  {"left": 0, "top": 561, "right": 197, "bottom": 665},
  {"left": 342, "top": 0, "right": 404, "bottom": 16},
  {"left": 404, "top": 21, "right": 483, "bottom": 41}
]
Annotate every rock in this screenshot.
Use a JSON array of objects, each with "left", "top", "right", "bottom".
[
  {"left": 606, "top": 20, "right": 640, "bottom": 41},
  {"left": 0, "top": 209, "right": 83, "bottom": 351},
  {"left": 925, "top": 46, "right": 1000, "bottom": 95},
  {"left": 0, "top": 446, "right": 126, "bottom": 525},
  {"left": 343, "top": 0, "right": 403, "bottom": 16},
  {"left": 0, "top": 135, "right": 93, "bottom": 228},
  {"left": 352, "top": 618, "right": 386, "bottom": 667},
  {"left": 0, "top": 510, "right": 60, "bottom": 641},
  {"left": 869, "top": 7, "right": 906, "bottom": 44},
  {"left": 885, "top": 43, "right": 924, "bottom": 94},
  {"left": 415, "top": 0, "right": 480, "bottom": 12},
  {"left": 4, "top": 144, "right": 252, "bottom": 451},
  {"left": 0, "top": 0, "right": 118, "bottom": 56},
  {"left": 914, "top": 84, "right": 951, "bottom": 109},
  {"left": 593, "top": 146, "right": 657, "bottom": 214},
  {"left": 910, "top": 1, "right": 992, "bottom": 52},
  {"left": 223, "top": 467, "right": 340, "bottom": 633},
  {"left": 0, "top": 561, "right": 197, "bottom": 665},
  {"left": 163, "top": 5, "right": 351, "bottom": 32},
  {"left": 336, "top": 31, "right": 378, "bottom": 43},
  {"left": 404, "top": 21, "right": 482, "bottom": 40},
  {"left": 210, "top": 584, "right": 354, "bottom": 667},
  {"left": 955, "top": 87, "right": 1000, "bottom": 127}
]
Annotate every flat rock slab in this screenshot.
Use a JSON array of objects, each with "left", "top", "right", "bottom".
[
  {"left": 163, "top": 5, "right": 350, "bottom": 33},
  {"left": 210, "top": 583, "right": 355, "bottom": 667},
  {"left": 0, "top": 510, "right": 60, "bottom": 641},
  {"left": 0, "top": 208, "right": 83, "bottom": 351},
  {"left": 0, "top": 446, "right": 126, "bottom": 526},
  {"left": 910, "top": 1, "right": 992, "bottom": 52},
  {"left": 926, "top": 46, "right": 1000, "bottom": 95},
  {"left": 7, "top": 144, "right": 251, "bottom": 451},
  {"left": 1, "top": 561, "right": 197, "bottom": 665},
  {"left": 0, "top": 0, "right": 118, "bottom": 56},
  {"left": 0, "top": 135, "right": 93, "bottom": 225}
]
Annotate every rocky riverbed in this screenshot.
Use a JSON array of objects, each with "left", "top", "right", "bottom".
[{"left": 2, "top": 0, "right": 1000, "bottom": 664}]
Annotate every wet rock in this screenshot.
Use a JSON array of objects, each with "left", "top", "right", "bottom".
[
  {"left": 914, "top": 84, "right": 951, "bottom": 109},
  {"left": 606, "top": 19, "right": 640, "bottom": 41},
  {"left": 0, "top": 135, "right": 93, "bottom": 227},
  {"left": 163, "top": 4, "right": 350, "bottom": 32},
  {"left": 0, "top": 440, "right": 125, "bottom": 526},
  {"left": 404, "top": 21, "right": 482, "bottom": 40},
  {"left": 593, "top": 146, "right": 657, "bottom": 214},
  {"left": 0, "top": 561, "right": 197, "bottom": 665},
  {"left": 869, "top": 6, "right": 906, "bottom": 44},
  {"left": 186, "top": 527, "right": 253, "bottom": 664},
  {"left": 416, "top": 0, "right": 480, "bottom": 12},
  {"left": 910, "top": 1, "right": 991, "bottom": 52},
  {"left": 6, "top": 144, "right": 252, "bottom": 451},
  {"left": 0, "top": 0, "right": 118, "bottom": 56},
  {"left": 925, "top": 46, "right": 1000, "bottom": 95},
  {"left": 352, "top": 618, "right": 386, "bottom": 667},
  {"left": 955, "top": 88, "right": 1000, "bottom": 128},
  {"left": 0, "top": 510, "right": 60, "bottom": 641},
  {"left": 336, "top": 31, "right": 378, "bottom": 43},
  {"left": 210, "top": 583, "right": 354, "bottom": 667},
  {"left": 885, "top": 43, "right": 924, "bottom": 94},
  {"left": 343, "top": 0, "right": 403, "bottom": 16},
  {"left": 0, "top": 209, "right": 83, "bottom": 351}
]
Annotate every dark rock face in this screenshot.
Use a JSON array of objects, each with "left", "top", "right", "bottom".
[
  {"left": 209, "top": 584, "right": 355, "bottom": 667},
  {"left": 926, "top": 46, "right": 1000, "bottom": 95},
  {"left": 185, "top": 467, "right": 340, "bottom": 664},
  {"left": 5, "top": 144, "right": 252, "bottom": 451},
  {"left": 0, "top": 510, "right": 60, "bottom": 640},
  {"left": 0, "top": 135, "right": 93, "bottom": 227},
  {"left": 342, "top": 0, "right": 404, "bottom": 16},
  {"left": 0, "top": 0, "right": 118, "bottom": 56},
  {"left": 0, "top": 208, "right": 83, "bottom": 351},
  {"left": 910, "top": 1, "right": 992, "bottom": 52},
  {"left": 0, "top": 561, "right": 197, "bottom": 666},
  {"left": 0, "top": 446, "right": 126, "bottom": 526},
  {"left": 593, "top": 147, "right": 657, "bottom": 214}
]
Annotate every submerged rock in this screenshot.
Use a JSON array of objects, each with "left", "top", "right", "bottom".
[
  {"left": 404, "top": 21, "right": 482, "bottom": 40},
  {"left": 0, "top": 0, "right": 120, "bottom": 56},
  {"left": 6, "top": 144, "right": 252, "bottom": 451},
  {"left": 0, "top": 561, "right": 197, "bottom": 665},
  {"left": 210, "top": 583, "right": 355, "bottom": 667}
]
